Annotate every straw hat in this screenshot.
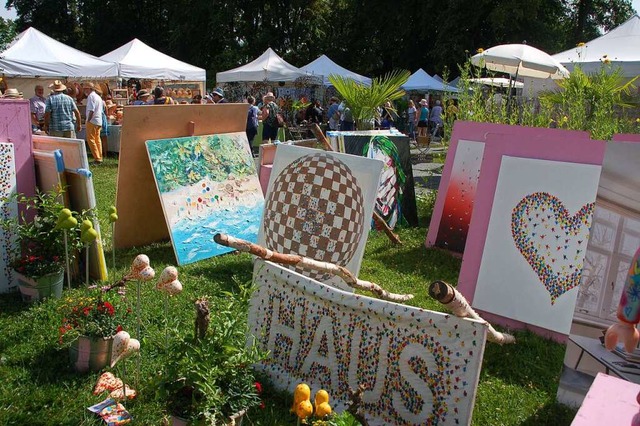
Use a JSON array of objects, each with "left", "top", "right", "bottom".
[
  {"left": 263, "top": 92, "right": 275, "bottom": 101},
  {"left": 83, "top": 82, "right": 95, "bottom": 90},
  {"left": 2, "top": 88, "right": 23, "bottom": 99},
  {"left": 137, "top": 89, "right": 151, "bottom": 99},
  {"left": 419, "top": 99, "right": 428, "bottom": 106},
  {"left": 49, "top": 80, "right": 67, "bottom": 92}
]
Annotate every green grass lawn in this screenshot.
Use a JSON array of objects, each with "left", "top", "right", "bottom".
[{"left": 0, "top": 154, "right": 576, "bottom": 425}]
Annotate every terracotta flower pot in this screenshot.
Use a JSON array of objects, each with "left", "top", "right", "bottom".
[
  {"left": 68, "top": 335, "right": 114, "bottom": 373},
  {"left": 14, "top": 269, "right": 64, "bottom": 303}
]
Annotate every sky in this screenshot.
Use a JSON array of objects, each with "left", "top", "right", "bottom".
[{"left": 0, "top": 1, "right": 639, "bottom": 22}]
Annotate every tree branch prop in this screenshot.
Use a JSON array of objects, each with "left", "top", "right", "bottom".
[
  {"left": 214, "top": 233, "right": 413, "bottom": 302},
  {"left": 309, "top": 123, "right": 402, "bottom": 245},
  {"left": 346, "top": 385, "right": 369, "bottom": 426},
  {"left": 428, "top": 280, "right": 516, "bottom": 345}
]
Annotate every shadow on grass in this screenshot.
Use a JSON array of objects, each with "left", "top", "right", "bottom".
[
  {"left": 0, "top": 291, "right": 28, "bottom": 318},
  {"left": 520, "top": 400, "right": 576, "bottom": 426}
]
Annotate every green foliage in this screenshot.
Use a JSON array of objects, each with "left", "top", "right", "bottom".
[
  {"left": 539, "top": 64, "right": 638, "bottom": 139},
  {"left": 328, "top": 70, "right": 409, "bottom": 129},
  {"left": 154, "top": 285, "right": 267, "bottom": 424},
  {"left": 147, "top": 134, "right": 256, "bottom": 193},
  {"left": 0, "top": 17, "right": 16, "bottom": 51},
  {"left": 0, "top": 189, "right": 88, "bottom": 278}
]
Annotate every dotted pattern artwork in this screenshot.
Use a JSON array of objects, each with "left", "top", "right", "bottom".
[
  {"left": 248, "top": 260, "right": 487, "bottom": 425},
  {"left": 435, "top": 140, "right": 485, "bottom": 253},
  {"left": 511, "top": 192, "right": 594, "bottom": 304},
  {"left": 0, "top": 142, "right": 17, "bottom": 292},
  {"left": 263, "top": 153, "right": 365, "bottom": 281}
]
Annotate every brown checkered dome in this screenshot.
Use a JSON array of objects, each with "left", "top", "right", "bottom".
[{"left": 264, "top": 153, "right": 365, "bottom": 281}]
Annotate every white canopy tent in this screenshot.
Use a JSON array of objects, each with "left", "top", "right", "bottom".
[
  {"left": 0, "top": 27, "right": 118, "bottom": 78},
  {"left": 100, "top": 39, "right": 205, "bottom": 82},
  {"left": 300, "top": 54, "right": 371, "bottom": 86},
  {"left": 216, "top": 48, "right": 307, "bottom": 83},
  {"left": 402, "top": 68, "right": 459, "bottom": 92},
  {"left": 552, "top": 14, "right": 640, "bottom": 78}
]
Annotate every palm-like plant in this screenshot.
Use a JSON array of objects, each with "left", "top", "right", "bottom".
[{"left": 328, "top": 70, "right": 410, "bottom": 130}]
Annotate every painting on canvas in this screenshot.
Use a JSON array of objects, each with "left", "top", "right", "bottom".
[
  {"left": 473, "top": 156, "right": 601, "bottom": 334},
  {"left": 258, "top": 145, "right": 383, "bottom": 289},
  {"left": 146, "top": 132, "right": 264, "bottom": 265},
  {"left": 0, "top": 143, "right": 18, "bottom": 292},
  {"left": 249, "top": 260, "right": 487, "bottom": 426}
]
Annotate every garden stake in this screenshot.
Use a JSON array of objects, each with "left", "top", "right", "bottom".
[
  {"left": 136, "top": 279, "right": 141, "bottom": 386},
  {"left": 80, "top": 220, "right": 98, "bottom": 286},
  {"left": 63, "top": 230, "right": 71, "bottom": 289},
  {"left": 164, "top": 293, "right": 168, "bottom": 349},
  {"left": 108, "top": 206, "right": 118, "bottom": 277},
  {"left": 85, "top": 245, "right": 90, "bottom": 286}
]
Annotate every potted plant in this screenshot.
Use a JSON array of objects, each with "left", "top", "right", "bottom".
[
  {"left": 58, "top": 288, "right": 130, "bottom": 373},
  {"left": 1, "top": 190, "right": 86, "bottom": 302},
  {"left": 155, "top": 292, "right": 267, "bottom": 425},
  {"left": 328, "top": 70, "right": 409, "bottom": 130}
]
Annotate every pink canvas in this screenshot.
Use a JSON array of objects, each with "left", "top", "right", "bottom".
[
  {"left": 426, "top": 121, "right": 590, "bottom": 253},
  {"left": 456, "top": 130, "right": 606, "bottom": 340},
  {"left": 0, "top": 100, "right": 36, "bottom": 217},
  {"left": 613, "top": 133, "right": 640, "bottom": 142},
  {"left": 572, "top": 373, "right": 640, "bottom": 426}
]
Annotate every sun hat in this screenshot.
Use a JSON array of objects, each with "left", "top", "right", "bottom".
[
  {"left": 212, "top": 87, "right": 224, "bottom": 97},
  {"left": 49, "top": 80, "right": 67, "bottom": 92},
  {"left": 2, "top": 88, "right": 22, "bottom": 99},
  {"left": 82, "top": 82, "right": 95, "bottom": 89},
  {"left": 263, "top": 92, "right": 275, "bottom": 101},
  {"left": 419, "top": 99, "right": 428, "bottom": 106},
  {"left": 137, "top": 89, "right": 151, "bottom": 99}
]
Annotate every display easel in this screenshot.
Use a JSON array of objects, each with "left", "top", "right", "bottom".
[{"left": 114, "top": 103, "right": 248, "bottom": 249}]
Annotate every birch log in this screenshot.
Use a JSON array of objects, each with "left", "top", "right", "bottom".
[
  {"left": 214, "top": 233, "right": 413, "bottom": 303},
  {"left": 309, "top": 123, "right": 402, "bottom": 246},
  {"left": 428, "top": 280, "right": 516, "bottom": 345}
]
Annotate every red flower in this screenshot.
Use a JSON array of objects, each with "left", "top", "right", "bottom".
[
  {"left": 259, "top": 401, "right": 265, "bottom": 410},
  {"left": 103, "top": 301, "right": 115, "bottom": 316},
  {"left": 116, "top": 325, "right": 123, "bottom": 333},
  {"left": 82, "top": 307, "right": 91, "bottom": 316},
  {"left": 254, "top": 382, "right": 263, "bottom": 394}
]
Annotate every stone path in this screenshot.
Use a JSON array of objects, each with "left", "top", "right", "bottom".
[{"left": 410, "top": 143, "right": 447, "bottom": 197}]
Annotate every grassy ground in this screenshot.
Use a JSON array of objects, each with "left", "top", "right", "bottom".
[{"left": 0, "top": 154, "right": 576, "bottom": 425}]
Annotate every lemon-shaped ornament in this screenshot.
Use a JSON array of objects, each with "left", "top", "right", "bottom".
[{"left": 295, "top": 400, "right": 313, "bottom": 421}]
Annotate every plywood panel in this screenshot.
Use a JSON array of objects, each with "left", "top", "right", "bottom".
[
  {"left": 32, "top": 135, "right": 89, "bottom": 169},
  {"left": 114, "top": 103, "right": 248, "bottom": 249}
]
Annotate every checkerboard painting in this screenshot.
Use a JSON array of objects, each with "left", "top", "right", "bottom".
[{"left": 258, "top": 145, "right": 383, "bottom": 289}]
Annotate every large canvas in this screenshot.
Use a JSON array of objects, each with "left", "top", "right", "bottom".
[
  {"left": 146, "top": 132, "right": 264, "bottom": 265},
  {"left": 0, "top": 100, "right": 36, "bottom": 218},
  {"left": 426, "top": 121, "right": 591, "bottom": 254},
  {"left": 473, "top": 156, "right": 601, "bottom": 334},
  {"left": 248, "top": 260, "right": 487, "bottom": 426},
  {"left": 0, "top": 143, "right": 18, "bottom": 293},
  {"left": 258, "top": 145, "right": 383, "bottom": 289},
  {"left": 329, "top": 132, "right": 418, "bottom": 227},
  {"left": 30, "top": 135, "right": 106, "bottom": 281}
]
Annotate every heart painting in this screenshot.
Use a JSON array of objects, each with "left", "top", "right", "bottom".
[{"left": 511, "top": 192, "right": 594, "bottom": 304}]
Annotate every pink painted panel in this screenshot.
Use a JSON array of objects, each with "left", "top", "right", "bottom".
[
  {"left": 0, "top": 100, "right": 36, "bottom": 217},
  {"left": 612, "top": 133, "right": 640, "bottom": 142},
  {"left": 425, "top": 121, "right": 590, "bottom": 253},
  {"left": 456, "top": 131, "right": 606, "bottom": 340},
  {"left": 572, "top": 373, "right": 640, "bottom": 426}
]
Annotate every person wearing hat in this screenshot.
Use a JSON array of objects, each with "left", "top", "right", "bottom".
[
  {"left": 417, "top": 98, "right": 430, "bottom": 137},
  {"left": 133, "top": 89, "right": 151, "bottom": 105},
  {"left": 261, "top": 92, "right": 279, "bottom": 142},
  {"left": 211, "top": 87, "right": 227, "bottom": 104},
  {"left": 3, "top": 88, "right": 23, "bottom": 99},
  {"left": 44, "top": 80, "right": 82, "bottom": 139},
  {"left": 83, "top": 82, "right": 105, "bottom": 164}
]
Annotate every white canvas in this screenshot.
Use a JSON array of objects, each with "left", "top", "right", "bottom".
[
  {"left": 473, "top": 156, "right": 601, "bottom": 334},
  {"left": 257, "top": 145, "right": 383, "bottom": 290},
  {"left": 0, "top": 142, "right": 18, "bottom": 292},
  {"left": 248, "top": 260, "right": 487, "bottom": 426}
]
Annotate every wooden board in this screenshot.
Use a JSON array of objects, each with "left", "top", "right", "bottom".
[
  {"left": 33, "top": 149, "right": 69, "bottom": 206},
  {"left": 114, "top": 103, "right": 248, "bottom": 249},
  {"left": 32, "top": 135, "right": 89, "bottom": 169}
]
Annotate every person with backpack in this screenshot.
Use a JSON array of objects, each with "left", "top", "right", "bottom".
[
  {"left": 261, "top": 92, "right": 280, "bottom": 142},
  {"left": 246, "top": 96, "right": 260, "bottom": 151}
]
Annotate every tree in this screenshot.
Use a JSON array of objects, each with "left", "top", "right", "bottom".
[
  {"left": 569, "top": 0, "right": 634, "bottom": 45},
  {"left": 0, "top": 17, "right": 16, "bottom": 51}
]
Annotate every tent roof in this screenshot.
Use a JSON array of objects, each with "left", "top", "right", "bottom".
[
  {"left": 300, "top": 54, "right": 371, "bottom": 86},
  {"left": 402, "top": 68, "right": 459, "bottom": 92},
  {"left": 216, "top": 48, "right": 307, "bottom": 83},
  {"left": 100, "top": 39, "right": 205, "bottom": 81},
  {"left": 0, "top": 27, "right": 118, "bottom": 78},
  {"left": 552, "top": 14, "right": 640, "bottom": 77}
]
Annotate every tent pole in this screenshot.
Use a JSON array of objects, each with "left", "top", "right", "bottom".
[{"left": 506, "top": 67, "right": 519, "bottom": 118}]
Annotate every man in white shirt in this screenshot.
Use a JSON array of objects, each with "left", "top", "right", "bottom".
[{"left": 83, "top": 82, "right": 104, "bottom": 164}]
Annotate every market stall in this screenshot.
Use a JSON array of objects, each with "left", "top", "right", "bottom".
[
  {"left": 300, "top": 54, "right": 371, "bottom": 86},
  {"left": 216, "top": 48, "right": 307, "bottom": 83},
  {"left": 402, "top": 68, "right": 459, "bottom": 93}
]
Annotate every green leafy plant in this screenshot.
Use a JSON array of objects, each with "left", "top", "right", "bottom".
[
  {"left": 328, "top": 70, "right": 410, "bottom": 130},
  {"left": 1, "top": 189, "right": 87, "bottom": 279},
  {"left": 58, "top": 289, "right": 130, "bottom": 344},
  {"left": 155, "top": 286, "right": 268, "bottom": 425}
]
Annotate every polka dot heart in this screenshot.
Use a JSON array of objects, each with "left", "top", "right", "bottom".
[{"left": 511, "top": 192, "right": 594, "bottom": 304}]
